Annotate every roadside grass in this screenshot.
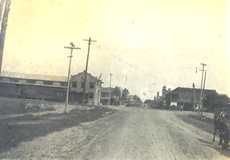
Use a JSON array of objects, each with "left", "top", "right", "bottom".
[
  {"left": 0, "top": 97, "right": 115, "bottom": 153},
  {"left": 177, "top": 112, "right": 214, "bottom": 135}
]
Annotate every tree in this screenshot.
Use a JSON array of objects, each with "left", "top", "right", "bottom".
[
  {"left": 204, "top": 93, "right": 230, "bottom": 112},
  {"left": 112, "top": 86, "right": 122, "bottom": 105},
  {"left": 122, "top": 88, "right": 129, "bottom": 99},
  {"left": 112, "top": 86, "right": 122, "bottom": 98},
  {"left": 133, "top": 95, "right": 143, "bottom": 104}
]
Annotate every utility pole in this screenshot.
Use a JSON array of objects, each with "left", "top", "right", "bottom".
[
  {"left": 202, "top": 70, "right": 207, "bottom": 112},
  {"left": 202, "top": 70, "right": 207, "bottom": 91},
  {"left": 192, "top": 82, "right": 195, "bottom": 111},
  {"left": 199, "top": 63, "right": 207, "bottom": 115},
  {"left": 64, "top": 42, "right": 80, "bottom": 113},
  {"left": 0, "top": 0, "right": 11, "bottom": 73},
  {"left": 82, "top": 37, "right": 96, "bottom": 104},
  {"left": 109, "top": 73, "right": 112, "bottom": 105}
]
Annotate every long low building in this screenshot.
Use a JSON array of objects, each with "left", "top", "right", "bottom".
[{"left": 0, "top": 71, "right": 103, "bottom": 105}]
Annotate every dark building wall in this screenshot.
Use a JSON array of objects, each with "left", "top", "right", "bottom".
[
  {"left": 20, "top": 84, "right": 66, "bottom": 101},
  {"left": 0, "top": 82, "right": 20, "bottom": 97},
  {"left": 0, "top": 82, "right": 81, "bottom": 102}
]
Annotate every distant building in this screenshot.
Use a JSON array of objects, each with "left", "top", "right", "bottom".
[
  {"left": 167, "top": 87, "right": 217, "bottom": 110},
  {"left": 126, "top": 95, "right": 143, "bottom": 107},
  {"left": 100, "top": 87, "right": 113, "bottom": 105},
  {"left": 100, "top": 87, "right": 122, "bottom": 105}
]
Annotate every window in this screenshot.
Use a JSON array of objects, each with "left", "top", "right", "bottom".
[
  {"left": 2, "top": 78, "right": 9, "bottom": 81},
  {"left": 89, "top": 82, "right": 95, "bottom": 89},
  {"left": 89, "top": 93, "right": 94, "bottom": 98},
  {"left": 72, "top": 82, "right": 77, "bottom": 88},
  {"left": 81, "top": 82, "right": 85, "bottom": 89},
  {"left": 11, "top": 79, "right": 19, "bottom": 83},
  {"left": 43, "top": 81, "right": 53, "bottom": 85},
  {"left": 60, "top": 82, "right": 67, "bottom": 86},
  {"left": 27, "top": 79, "right": 36, "bottom": 84},
  {"left": 101, "top": 92, "right": 109, "bottom": 97}
]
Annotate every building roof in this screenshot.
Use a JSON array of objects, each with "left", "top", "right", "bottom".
[
  {"left": 0, "top": 71, "right": 103, "bottom": 84},
  {"left": 71, "top": 71, "right": 103, "bottom": 83},
  {"left": 71, "top": 71, "right": 96, "bottom": 79},
  {"left": 172, "top": 87, "right": 217, "bottom": 95},
  {"left": 0, "top": 71, "right": 67, "bottom": 82}
]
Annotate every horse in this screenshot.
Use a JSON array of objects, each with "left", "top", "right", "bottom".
[{"left": 213, "top": 111, "right": 229, "bottom": 149}]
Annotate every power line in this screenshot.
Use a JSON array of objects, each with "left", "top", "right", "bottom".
[{"left": 64, "top": 42, "right": 80, "bottom": 113}]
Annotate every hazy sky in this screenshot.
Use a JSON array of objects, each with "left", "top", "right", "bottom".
[{"left": 2, "top": 0, "right": 230, "bottom": 99}]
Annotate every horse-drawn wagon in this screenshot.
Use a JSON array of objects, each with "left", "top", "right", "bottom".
[{"left": 213, "top": 107, "right": 230, "bottom": 150}]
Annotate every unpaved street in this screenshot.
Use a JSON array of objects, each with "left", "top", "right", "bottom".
[{"left": 1, "top": 107, "right": 230, "bottom": 160}]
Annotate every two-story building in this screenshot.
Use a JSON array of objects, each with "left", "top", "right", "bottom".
[{"left": 70, "top": 71, "right": 102, "bottom": 105}]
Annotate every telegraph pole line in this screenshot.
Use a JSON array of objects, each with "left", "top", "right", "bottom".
[
  {"left": 82, "top": 37, "right": 96, "bottom": 104},
  {"left": 109, "top": 73, "right": 112, "bottom": 105},
  {"left": 202, "top": 70, "right": 207, "bottom": 110},
  {"left": 199, "top": 63, "right": 207, "bottom": 116},
  {"left": 64, "top": 42, "right": 80, "bottom": 113},
  {"left": 192, "top": 82, "right": 196, "bottom": 111},
  {"left": 202, "top": 70, "right": 207, "bottom": 91},
  {"left": 0, "top": 0, "right": 11, "bottom": 73}
]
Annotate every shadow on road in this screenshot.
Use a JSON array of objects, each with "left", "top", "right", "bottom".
[
  {"left": 178, "top": 114, "right": 213, "bottom": 135},
  {"left": 198, "top": 138, "right": 230, "bottom": 157},
  {"left": 178, "top": 113, "right": 230, "bottom": 158},
  {"left": 0, "top": 106, "right": 115, "bottom": 154}
]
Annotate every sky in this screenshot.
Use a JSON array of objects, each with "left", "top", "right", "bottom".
[{"left": 2, "top": 0, "right": 230, "bottom": 100}]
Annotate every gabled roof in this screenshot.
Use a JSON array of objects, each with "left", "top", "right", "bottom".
[
  {"left": 71, "top": 71, "right": 103, "bottom": 83},
  {"left": 72, "top": 71, "right": 96, "bottom": 80}
]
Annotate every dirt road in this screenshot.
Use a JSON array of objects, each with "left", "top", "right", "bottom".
[{"left": 1, "top": 107, "right": 229, "bottom": 160}]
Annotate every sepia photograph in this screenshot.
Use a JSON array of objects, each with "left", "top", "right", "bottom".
[{"left": 0, "top": 0, "right": 229, "bottom": 159}]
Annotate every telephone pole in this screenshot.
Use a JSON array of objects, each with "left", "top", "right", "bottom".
[
  {"left": 64, "top": 42, "right": 80, "bottom": 113},
  {"left": 0, "top": 0, "right": 11, "bottom": 73},
  {"left": 192, "top": 82, "right": 196, "bottom": 111},
  {"left": 202, "top": 70, "right": 207, "bottom": 110},
  {"left": 109, "top": 73, "right": 112, "bottom": 105},
  {"left": 199, "top": 63, "right": 207, "bottom": 115},
  {"left": 82, "top": 37, "right": 96, "bottom": 104}
]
